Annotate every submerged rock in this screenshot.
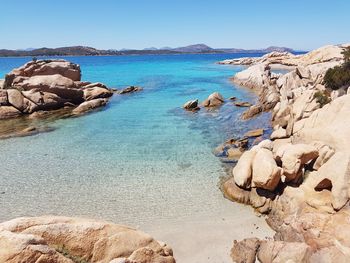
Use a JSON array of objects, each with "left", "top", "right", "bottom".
[
  {"left": 234, "top": 101, "right": 252, "bottom": 107},
  {"left": 244, "top": 128, "right": 264, "bottom": 138},
  {"left": 73, "top": 98, "right": 108, "bottom": 115},
  {"left": 118, "top": 86, "right": 143, "bottom": 94}
]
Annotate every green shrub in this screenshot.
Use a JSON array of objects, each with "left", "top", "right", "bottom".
[
  {"left": 324, "top": 47, "right": 350, "bottom": 90},
  {"left": 314, "top": 91, "right": 331, "bottom": 107}
]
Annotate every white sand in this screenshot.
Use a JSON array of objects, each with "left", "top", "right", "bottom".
[{"left": 142, "top": 200, "right": 274, "bottom": 263}]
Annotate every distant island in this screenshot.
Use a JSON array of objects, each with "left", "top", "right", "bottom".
[{"left": 0, "top": 44, "right": 296, "bottom": 57}]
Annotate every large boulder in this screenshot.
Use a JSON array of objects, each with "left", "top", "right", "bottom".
[
  {"left": 232, "top": 148, "right": 258, "bottom": 189},
  {"left": 275, "top": 143, "right": 318, "bottom": 182},
  {"left": 257, "top": 241, "right": 312, "bottom": 263},
  {"left": 252, "top": 148, "right": 282, "bottom": 191},
  {"left": 303, "top": 152, "right": 350, "bottom": 210},
  {"left": 5, "top": 60, "right": 81, "bottom": 84},
  {"left": 22, "top": 90, "right": 66, "bottom": 110},
  {"left": 232, "top": 63, "right": 271, "bottom": 90},
  {"left": 0, "top": 90, "right": 8, "bottom": 105},
  {"left": 293, "top": 94, "right": 350, "bottom": 152},
  {"left": 7, "top": 89, "right": 38, "bottom": 113},
  {"left": 11, "top": 74, "right": 84, "bottom": 104},
  {"left": 83, "top": 84, "right": 113, "bottom": 101},
  {"left": 202, "top": 92, "right": 224, "bottom": 107},
  {"left": 231, "top": 238, "right": 260, "bottom": 263},
  {"left": 223, "top": 177, "right": 251, "bottom": 204},
  {"left": 0, "top": 216, "right": 175, "bottom": 263}
]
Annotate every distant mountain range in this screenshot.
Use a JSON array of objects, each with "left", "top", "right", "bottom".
[{"left": 0, "top": 44, "right": 296, "bottom": 57}]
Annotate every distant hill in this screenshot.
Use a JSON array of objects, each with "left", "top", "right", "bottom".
[
  {"left": 0, "top": 44, "right": 296, "bottom": 57},
  {"left": 172, "top": 44, "right": 215, "bottom": 53}
]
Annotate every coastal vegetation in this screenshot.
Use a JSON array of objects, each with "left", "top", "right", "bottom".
[{"left": 324, "top": 46, "right": 350, "bottom": 90}]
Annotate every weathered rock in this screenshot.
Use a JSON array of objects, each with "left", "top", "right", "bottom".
[
  {"left": 252, "top": 148, "right": 282, "bottom": 191},
  {"left": 202, "top": 92, "right": 224, "bottom": 107},
  {"left": 231, "top": 238, "right": 260, "bottom": 263},
  {"left": 227, "top": 147, "right": 244, "bottom": 160},
  {"left": 244, "top": 128, "right": 264, "bottom": 138},
  {"left": 232, "top": 148, "right": 258, "bottom": 189},
  {"left": 5, "top": 60, "right": 81, "bottom": 84},
  {"left": 232, "top": 63, "right": 271, "bottom": 90},
  {"left": 0, "top": 216, "right": 175, "bottom": 263},
  {"left": 235, "top": 101, "right": 252, "bottom": 107},
  {"left": 257, "top": 241, "right": 312, "bottom": 263},
  {"left": 275, "top": 143, "right": 319, "bottom": 182},
  {"left": 303, "top": 152, "right": 350, "bottom": 210},
  {"left": 242, "top": 104, "right": 262, "bottom": 119},
  {"left": 249, "top": 188, "right": 275, "bottom": 214},
  {"left": 223, "top": 177, "right": 250, "bottom": 204},
  {"left": 7, "top": 89, "right": 38, "bottom": 113},
  {"left": 72, "top": 98, "right": 108, "bottom": 114},
  {"left": 0, "top": 230, "right": 72, "bottom": 263},
  {"left": 292, "top": 90, "right": 320, "bottom": 121},
  {"left": 83, "top": 85, "right": 113, "bottom": 101},
  {"left": 0, "top": 90, "right": 8, "bottom": 106},
  {"left": 12, "top": 74, "right": 84, "bottom": 104},
  {"left": 0, "top": 106, "right": 22, "bottom": 119},
  {"left": 293, "top": 94, "right": 350, "bottom": 151},
  {"left": 22, "top": 90, "right": 66, "bottom": 110},
  {"left": 183, "top": 99, "right": 199, "bottom": 111},
  {"left": 312, "top": 142, "right": 335, "bottom": 170},
  {"left": 270, "top": 127, "right": 288, "bottom": 140}
]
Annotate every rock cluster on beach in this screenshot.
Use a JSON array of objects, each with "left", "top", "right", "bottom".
[
  {"left": 219, "top": 44, "right": 350, "bottom": 262},
  {"left": 0, "top": 216, "right": 175, "bottom": 263}
]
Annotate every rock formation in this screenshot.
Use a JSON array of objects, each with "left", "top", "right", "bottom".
[
  {"left": 0, "top": 59, "right": 113, "bottom": 120},
  {"left": 221, "top": 44, "right": 350, "bottom": 262},
  {"left": 0, "top": 216, "right": 175, "bottom": 263},
  {"left": 202, "top": 92, "right": 224, "bottom": 107}
]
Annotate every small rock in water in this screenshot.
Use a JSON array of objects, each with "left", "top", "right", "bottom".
[
  {"left": 183, "top": 99, "right": 200, "bottom": 111},
  {"left": 118, "top": 86, "right": 143, "bottom": 94},
  {"left": 229, "top": 96, "right": 237, "bottom": 101},
  {"left": 244, "top": 129, "right": 264, "bottom": 138},
  {"left": 234, "top": 101, "right": 252, "bottom": 107}
]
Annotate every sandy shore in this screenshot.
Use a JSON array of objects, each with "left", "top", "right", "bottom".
[{"left": 142, "top": 199, "right": 274, "bottom": 263}]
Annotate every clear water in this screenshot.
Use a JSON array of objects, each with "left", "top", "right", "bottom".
[{"left": 0, "top": 53, "right": 271, "bottom": 227}]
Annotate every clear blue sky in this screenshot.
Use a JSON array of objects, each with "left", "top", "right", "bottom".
[{"left": 1, "top": 0, "right": 349, "bottom": 50}]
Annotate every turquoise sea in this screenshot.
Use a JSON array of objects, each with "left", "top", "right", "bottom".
[{"left": 0, "top": 54, "right": 272, "bottom": 261}]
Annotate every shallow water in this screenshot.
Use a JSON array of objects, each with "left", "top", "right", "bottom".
[{"left": 0, "top": 54, "right": 273, "bottom": 262}]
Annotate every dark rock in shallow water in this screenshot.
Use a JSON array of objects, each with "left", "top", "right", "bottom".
[
  {"left": 183, "top": 99, "right": 199, "bottom": 111},
  {"left": 118, "top": 86, "right": 143, "bottom": 94}
]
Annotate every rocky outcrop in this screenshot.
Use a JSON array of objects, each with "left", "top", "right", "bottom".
[
  {"left": 0, "top": 59, "right": 113, "bottom": 121},
  {"left": 222, "top": 44, "right": 350, "bottom": 262},
  {"left": 0, "top": 216, "right": 175, "bottom": 263},
  {"left": 0, "top": 60, "right": 118, "bottom": 138},
  {"left": 227, "top": 44, "right": 346, "bottom": 122}
]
